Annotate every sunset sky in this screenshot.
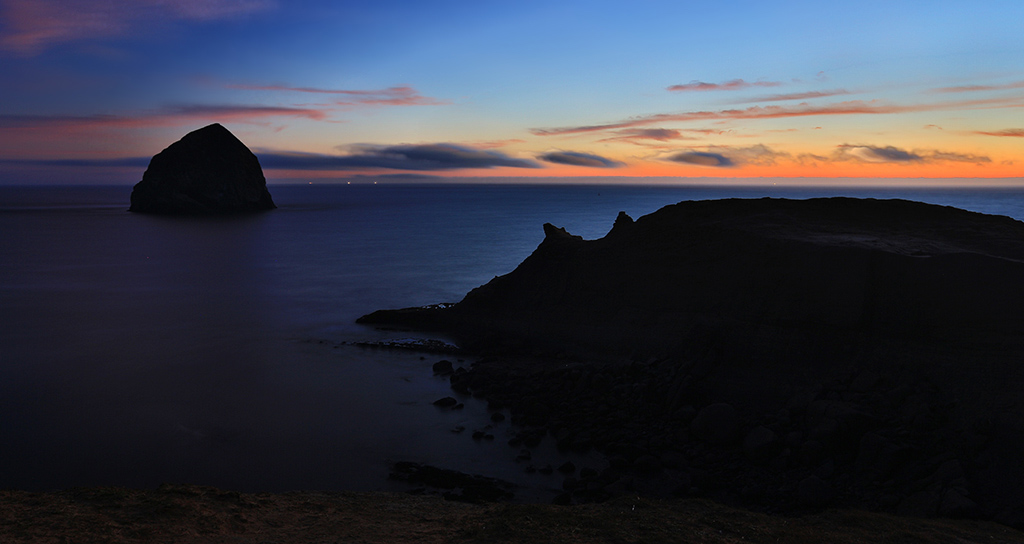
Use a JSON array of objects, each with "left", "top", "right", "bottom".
[{"left": 2, "top": 0, "right": 1023, "bottom": 184}]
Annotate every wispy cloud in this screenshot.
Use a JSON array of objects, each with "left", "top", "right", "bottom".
[
  {"left": 537, "top": 151, "right": 622, "bottom": 168},
  {"left": 532, "top": 101, "right": 916, "bottom": 136},
  {"left": 834, "top": 144, "right": 990, "bottom": 164},
  {"left": 737, "top": 89, "right": 851, "bottom": 103},
  {"left": 224, "top": 83, "right": 449, "bottom": 106},
  {"left": 0, "top": 104, "right": 328, "bottom": 130},
  {"left": 928, "top": 151, "right": 992, "bottom": 163},
  {"left": 600, "top": 128, "right": 701, "bottom": 144},
  {"left": 667, "top": 79, "right": 782, "bottom": 92},
  {"left": 258, "top": 144, "right": 541, "bottom": 171},
  {"left": 0, "top": 0, "right": 276, "bottom": 55},
  {"left": 662, "top": 144, "right": 789, "bottom": 168},
  {"left": 614, "top": 128, "right": 688, "bottom": 141},
  {"left": 930, "top": 81, "right": 1024, "bottom": 93},
  {"left": 532, "top": 96, "right": 1024, "bottom": 137},
  {"left": 462, "top": 139, "right": 525, "bottom": 149},
  {"left": 162, "top": 0, "right": 276, "bottom": 20},
  {"left": 724, "top": 144, "right": 791, "bottom": 166},
  {"left": 0, "top": 157, "right": 151, "bottom": 167},
  {"left": 974, "top": 128, "right": 1024, "bottom": 137}
]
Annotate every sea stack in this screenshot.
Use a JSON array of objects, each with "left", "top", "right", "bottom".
[{"left": 129, "top": 123, "right": 276, "bottom": 214}]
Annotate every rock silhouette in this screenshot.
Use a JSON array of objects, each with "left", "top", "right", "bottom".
[
  {"left": 129, "top": 123, "right": 275, "bottom": 214},
  {"left": 361, "top": 197, "right": 1024, "bottom": 360},
  {"left": 360, "top": 198, "right": 1024, "bottom": 526}
]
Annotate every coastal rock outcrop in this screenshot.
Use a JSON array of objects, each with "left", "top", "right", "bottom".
[
  {"left": 361, "top": 197, "right": 1024, "bottom": 524},
  {"left": 129, "top": 123, "right": 275, "bottom": 214},
  {"left": 360, "top": 197, "right": 1024, "bottom": 361}
]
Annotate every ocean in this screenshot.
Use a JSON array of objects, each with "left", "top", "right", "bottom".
[{"left": 3, "top": 182, "right": 1024, "bottom": 498}]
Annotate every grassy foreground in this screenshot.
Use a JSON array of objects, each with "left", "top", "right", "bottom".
[{"left": 1, "top": 485, "right": 1022, "bottom": 543}]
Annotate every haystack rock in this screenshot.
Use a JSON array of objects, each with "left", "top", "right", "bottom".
[{"left": 129, "top": 123, "right": 275, "bottom": 214}]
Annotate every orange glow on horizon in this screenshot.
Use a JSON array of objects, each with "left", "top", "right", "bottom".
[{"left": 263, "top": 159, "right": 1023, "bottom": 183}]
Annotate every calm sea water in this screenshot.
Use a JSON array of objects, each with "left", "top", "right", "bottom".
[{"left": 3, "top": 182, "right": 1024, "bottom": 497}]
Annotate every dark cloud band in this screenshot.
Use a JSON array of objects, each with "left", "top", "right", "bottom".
[
  {"left": 258, "top": 144, "right": 541, "bottom": 171},
  {"left": 666, "top": 152, "right": 735, "bottom": 168},
  {"left": 538, "top": 151, "right": 622, "bottom": 168}
]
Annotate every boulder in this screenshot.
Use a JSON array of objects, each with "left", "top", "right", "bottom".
[
  {"left": 797, "top": 475, "right": 834, "bottom": 507},
  {"left": 129, "top": 123, "right": 275, "bottom": 214},
  {"left": 742, "top": 426, "right": 779, "bottom": 464},
  {"left": 432, "top": 360, "right": 454, "bottom": 375},
  {"left": 432, "top": 396, "right": 458, "bottom": 408},
  {"left": 690, "top": 403, "right": 740, "bottom": 446}
]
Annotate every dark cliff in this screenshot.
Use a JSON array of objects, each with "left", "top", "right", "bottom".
[
  {"left": 129, "top": 123, "right": 275, "bottom": 214},
  {"left": 360, "top": 197, "right": 1024, "bottom": 360},
  {"left": 360, "top": 197, "right": 1024, "bottom": 525}
]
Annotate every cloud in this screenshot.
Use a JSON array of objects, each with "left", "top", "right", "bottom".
[
  {"left": 602, "top": 128, "right": 697, "bottom": 143},
  {"left": 462, "top": 139, "right": 525, "bottom": 149},
  {"left": 738, "top": 89, "right": 851, "bottom": 103},
  {"left": 531, "top": 96, "right": 1024, "bottom": 137},
  {"left": 0, "top": 0, "right": 275, "bottom": 55},
  {"left": 166, "top": 104, "right": 327, "bottom": 121},
  {"left": 537, "top": 151, "right": 623, "bottom": 168},
  {"left": 656, "top": 143, "right": 989, "bottom": 169},
  {"left": 795, "top": 152, "right": 831, "bottom": 164},
  {"left": 257, "top": 144, "right": 541, "bottom": 171},
  {"left": 161, "top": 0, "right": 276, "bottom": 21},
  {"left": 667, "top": 79, "right": 782, "bottom": 92},
  {"left": 618, "top": 128, "right": 685, "bottom": 141},
  {"left": 0, "top": 104, "right": 328, "bottom": 130},
  {"left": 722, "top": 144, "right": 790, "bottom": 166},
  {"left": 835, "top": 144, "right": 990, "bottom": 164},
  {"left": 931, "top": 81, "right": 1024, "bottom": 93},
  {"left": 0, "top": 157, "right": 151, "bottom": 167},
  {"left": 532, "top": 101, "right": 917, "bottom": 136},
  {"left": 665, "top": 151, "right": 734, "bottom": 168},
  {"left": 662, "top": 144, "right": 789, "bottom": 168},
  {"left": 224, "top": 83, "right": 449, "bottom": 107},
  {"left": 928, "top": 151, "right": 991, "bottom": 163},
  {"left": 839, "top": 145, "right": 922, "bottom": 163},
  {"left": 974, "top": 128, "right": 1024, "bottom": 137}
]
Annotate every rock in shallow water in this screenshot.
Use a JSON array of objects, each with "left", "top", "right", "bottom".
[{"left": 129, "top": 123, "right": 275, "bottom": 214}]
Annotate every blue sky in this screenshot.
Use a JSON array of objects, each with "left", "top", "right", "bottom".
[{"left": 2, "top": 0, "right": 1023, "bottom": 183}]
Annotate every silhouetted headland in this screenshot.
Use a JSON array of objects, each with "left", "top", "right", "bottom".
[
  {"left": 128, "top": 123, "right": 275, "bottom": 214},
  {"left": 360, "top": 197, "right": 1024, "bottom": 527},
  {"left": 361, "top": 197, "right": 1024, "bottom": 359}
]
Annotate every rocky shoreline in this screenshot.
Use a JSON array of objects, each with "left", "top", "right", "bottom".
[
  {"left": 428, "top": 350, "right": 1005, "bottom": 520},
  {"left": 361, "top": 198, "right": 1024, "bottom": 530}
]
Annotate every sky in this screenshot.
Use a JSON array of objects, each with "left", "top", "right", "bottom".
[{"left": 1, "top": 0, "right": 1023, "bottom": 184}]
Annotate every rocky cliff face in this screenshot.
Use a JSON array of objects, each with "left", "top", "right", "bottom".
[{"left": 129, "top": 123, "right": 275, "bottom": 214}]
